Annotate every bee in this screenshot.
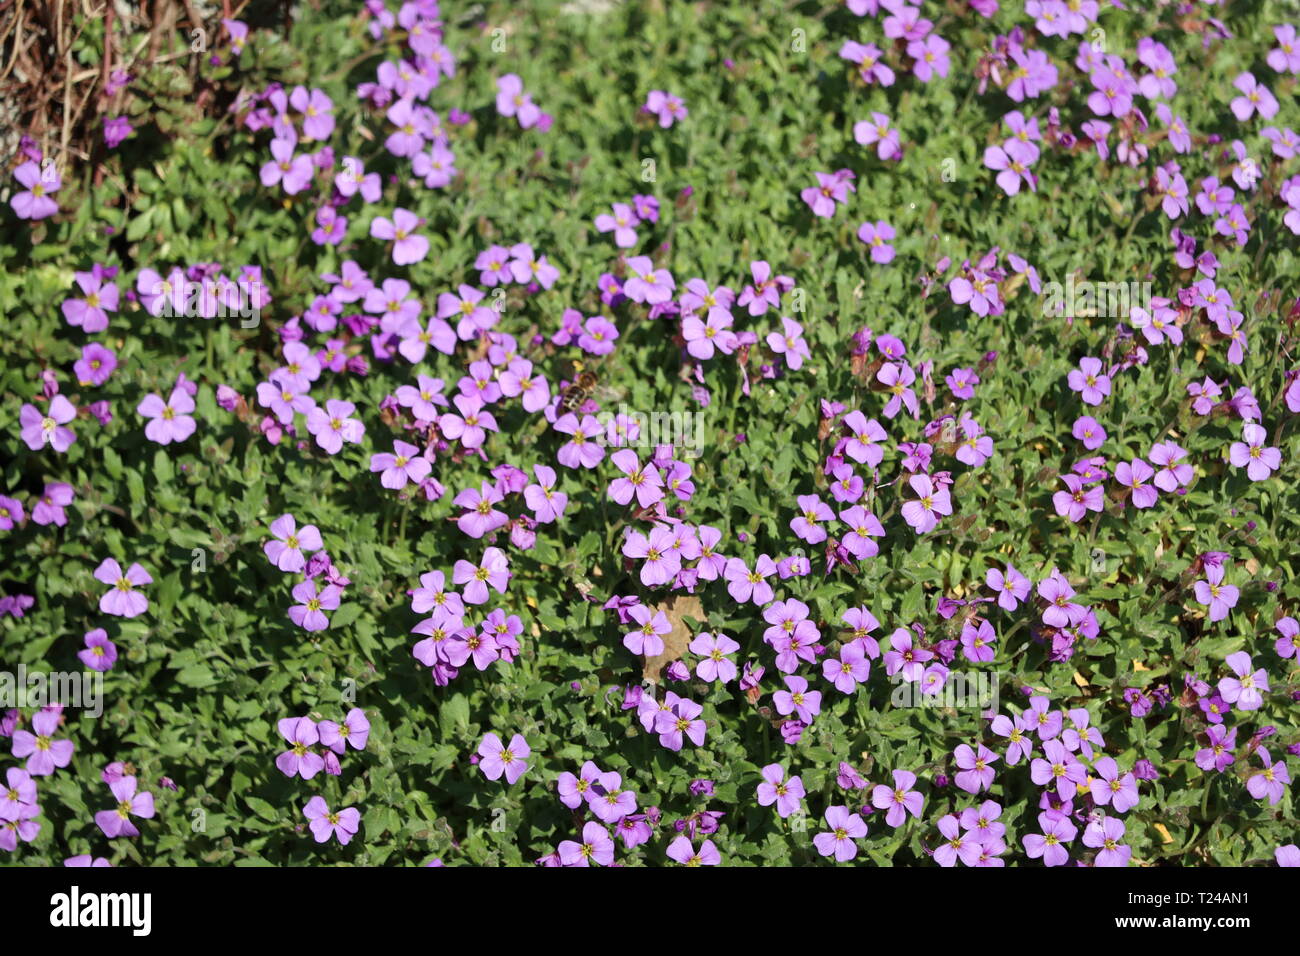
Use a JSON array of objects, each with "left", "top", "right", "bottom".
[{"left": 558, "top": 369, "right": 599, "bottom": 414}]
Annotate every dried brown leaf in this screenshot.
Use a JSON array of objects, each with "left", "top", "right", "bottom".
[{"left": 641, "top": 594, "right": 703, "bottom": 684}]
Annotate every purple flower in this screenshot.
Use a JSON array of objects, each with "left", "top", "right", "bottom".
[
  {"left": 478, "top": 732, "right": 531, "bottom": 784},
  {"left": 767, "top": 317, "right": 811, "bottom": 371},
  {"left": 74, "top": 343, "right": 118, "bottom": 387},
  {"left": 666, "top": 835, "right": 719, "bottom": 865},
  {"left": 789, "top": 493, "right": 834, "bottom": 544},
  {"left": 1022, "top": 810, "right": 1077, "bottom": 867},
  {"left": 624, "top": 605, "right": 670, "bottom": 658},
  {"left": 801, "top": 169, "right": 856, "bottom": 218},
  {"left": 595, "top": 203, "right": 640, "bottom": 248},
  {"left": 690, "top": 632, "right": 739, "bottom": 683},
  {"left": 724, "top": 554, "right": 776, "bottom": 605},
  {"left": 945, "top": 366, "right": 979, "bottom": 400},
  {"left": 370, "top": 208, "right": 429, "bottom": 265},
  {"left": 95, "top": 776, "right": 155, "bottom": 838},
  {"left": 1193, "top": 564, "right": 1240, "bottom": 623},
  {"left": 883, "top": 628, "right": 933, "bottom": 682},
  {"left": 1156, "top": 168, "right": 1189, "bottom": 219},
  {"left": 1115, "top": 459, "right": 1158, "bottom": 509},
  {"left": 1083, "top": 817, "right": 1131, "bottom": 867},
  {"left": 264, "top": 514, "right": 323, "bottom": 573},
  {"left": 1067, "top": 356, "right": 1111, "bottom": 405},
  {"left": 623, "top": 255, "right": 675, "bottom": 304},
  {"left": 1090, "top": 757, "right": 1140, "bottom": 813},
  {"left": 934, "top": 813, "right": 981, "bottom": 867},
  {"left": 61, "top": 270, "right": 120, "bottom": 331},
  {"left": 1229, "top": 423, "right": 1280, "bottom": 481},
  {"left": 870, "top": 769, "right": 924, "bottom": 827},
  {"left": 288, "top": 580, "right": 341, "bottom": 632},
  {"left": 10, "top": 159, "right": 61, "bottom": 219},
  {"left": 756, "top": 764, "right": 805, "bottom": 818},
  {"left": 1052, "top": 473, "right": 1103, "bottom": 523},
  {"left": 276, "top": 716, "right": 325, "bottom": 778},
  {"left": 558, "top": 821, "right": 615, "bottom": 866},
  {"left": 643, "top": 89, "right": 687, "bottom": 127},
  {"left": 773, "top": 675, "right": 821, "bottom": 723},
  {"left": 654, "top": 694, "right": 706, "bottom": 751},
  {"left": 137, "top": 386, "right": 197, "bottom": 445},
  {"left": 453, "top": 482, "right": 509, "bottom": 539},
  {"left": 94, "top": 559, "right": 151, "bottom": 617},
  {"left": 318, "top": 708, "right": 370, "bottom": 754},
  {"left": 953, "top": 744, "right": 998, "bottom": 793},
  {"left": 853, "top": 112, "right": 901, "bottom": 160},
  {"left": 608, "top": 449, "right": 665, "bottom": 508},
  {"left": 1218, "top": 651, "right": 1268, "bottom": 711},
  {"left": 1030, "top": 740, "right": 1087, "bottom": 800},
  {"left": 304, "top": 795, "right": 360, "bottom": 845},
  {"left": 20, "top": 396, "right": 77, "bottom": 452},
  {"left": 453, "top": 547, "right": 511, "bottom": 605},
  {"left": 78, "top": 628, "right": 118, "bottom": 672},
  {"left": 986, "top": 564, "right": 1031, "bottom": 611},
  {"left": 1230, "top": 72, "right": 1279, "bottom": 121},
  {"left": 984, "top": 139, "right": 1037, "bottom": 195},
  {"left": 1196, "top": 724, "right": 1236, "bottom": 773},
  {"left": 306, "top": 399, "right": 365, "bottom": 454},
  {"left": 370, "top": 440, "right": 432, "bottom": 489},
  {"left": 11, "top": 710, "right": 74, "bottom": 776},
  {"left": 823, "top": 638, "right": 871, "bottom": 692},
  {"left": 260, "top": 138, "right": 314, "bottom": 194},
  {"left": 900, "top": 472, "right": 951, "bottom": 533},
  {"left": 813, "top": 805, "right": 868, "bottom": 861}
]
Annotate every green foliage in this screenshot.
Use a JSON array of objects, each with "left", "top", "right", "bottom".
[{"left": 1, "top": 0, "right": 1296, "bottom": 866}]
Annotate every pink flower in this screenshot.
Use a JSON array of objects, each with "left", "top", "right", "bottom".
[
  {"left": 813, "top": 805, "right": 868, "bottom": 861},
  {"left": 1230, "top": 72, "right": 1279, "bottom": 121},
  {"left": 767, "top": 318, "right": 811, "bottom": 370},
  {"left": 10, "top": 160, "right": 61, "bottom": 219},
  {"left": 1052, "top": 473, "right": 1103, "bottom": 523},
  {"left": 94, "top": 776, "right": 155, "bottom": 838},
  {"left": 594, "top": 202, "right": 640, "bottom": 247},
  {"left": 11, "top": 710, "right": 75, "bottom": 776},
  {"left": 1218, "top": 651, "right": 1267, "bottom": 711},
  {"left": 1193, "top": 563, "right": 1239, "bottom": 624},
  {"left": 264, "top": 514, "right": 324, "bottom": 572},
  {"left": 1067, "top": 356, "right": 1111, "bottom": 406},
  {"left": 138, "top": 386, "right": 197, "bottom": 445},
  {"left": 304, "top": 795, "right": 360, "bottom": 845},
  {"left": 275, "top": 716, "right": 325, "bottom": 778},
  {"left": 1228, "top": 422, "right": 1280, "bottom": 481},
  {"left": 94, "top": 558, "right": 152, "bottom": 617},
  {"left": 666, "top": 835, "right": 720, "bottom": 865},
  {"left": 20, "top": 396, "right": 77, "bottom": 452},
  {"left": 857, "top": 220, "right": 896, "bottom": 263},
  {"left": 900, "top": 473, "right": 951, "bottom": 533},
  {"left": 690, "top": 632, "right": 740, "bottom": 683},
  {"left": 624, "top": 605, "right": 670, "bottom": 657},
  {"left": 643, "top": 90, "right": 687, "bottom": 128},
  {"left": 478, "top": 732, "right": 531, "bottom": 784},
  {"left": 370, "top": 208, "right": 429, "bottom": 265},
  {"left": 288, "top": 580, "right": 341, "bottom": 632},
  {"left": 370, "top": 440, "right": 432, "bottom": 489}
]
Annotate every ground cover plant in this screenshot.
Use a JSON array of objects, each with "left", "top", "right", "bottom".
[{"left": 1, "top": 0, "right": 1298, "bottom": 867}]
